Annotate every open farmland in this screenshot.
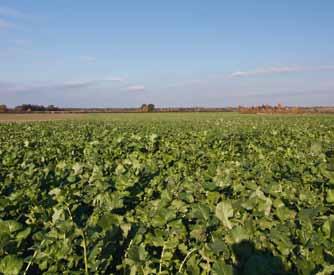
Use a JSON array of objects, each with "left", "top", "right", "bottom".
[
  {"left": 0, "top": 113, "right": 334, "bottom": 274},
  {"left": 0, "top": 113, "right": 86, "bottom": 123}
]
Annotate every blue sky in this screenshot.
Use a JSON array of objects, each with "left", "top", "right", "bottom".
[{"left": 0, "top": 1, "right": 334, "bottom": 107}]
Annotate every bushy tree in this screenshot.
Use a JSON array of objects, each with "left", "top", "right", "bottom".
[
  {"left": 140, "top": 104, "right": 155, "bottom": 112},
  {"left": 0, "top": 104, "right": 7, "bottom": 113}
]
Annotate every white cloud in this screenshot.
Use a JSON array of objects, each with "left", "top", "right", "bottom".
[
  {"left": 53, "top": 76, "right": 127, "bottom": 89},
  {"left": 230, "top": 65, "right": 334, "bottom": 78},
  {"left": 0, "top": 80, "right": 100, "bottom": 92},
  {"left": 45, "top": 77, "right": 127, "bottom": 89},
  {"left": 0, "top": 76, "right": 129, "bottom": 93},
  {"left": 126, "top": 85, "right": 145, "bottom": 92},
  {"left": 104, "top": 76, "right": 125, "bottom": 82},
  {"left": 58, "top": 80, "right": 98, "bottom": 89}
]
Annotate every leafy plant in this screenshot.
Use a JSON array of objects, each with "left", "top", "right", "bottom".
[{"left": 0, "top": 113, "right": 334, "bottom": 274}]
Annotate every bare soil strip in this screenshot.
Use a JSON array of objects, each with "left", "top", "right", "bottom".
[{"left": 0, "top": 113, "right": 86, "bottom": 122}]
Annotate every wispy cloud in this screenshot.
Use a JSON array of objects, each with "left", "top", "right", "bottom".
[
  {"left": 56, "top": 80, "right": 99, "bottom": 89},
  {"left": 105, "top": 76, "right": 125, "bottom": 82},
  {"left": 55, "top": 76, "right": 127, "bottom": 89},
  {"left": 0, "top": 81, "right": 97, "bottom": 92},
  {"left": 0, "top": 18, "right": 13, "bottom": 29},
  {"left": 126, "top": 85, "right": 145, "bottom": 92},
  {"left": 0, "top": 76, "right": 129, "bottom": 93},
  {"left": 230, "top": 65, "right": 334, "bottom": 78}
]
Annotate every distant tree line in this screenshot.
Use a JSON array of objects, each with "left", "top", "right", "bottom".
[
  {"left": 0, "top": 104, "right": 157, "bottom": 113},
  {"left": 0, "top": 103, "right": 333, "bottom": 114},
  {"left": 156, "top": 107, "right": 234, "bottom": 112},
  {"left": 14, "top": 104, "right": 61, "bottom": 112},
  {"left": 0, "top": 104, "right": 62, "bottom": 113},
  {"left": 238, "top": 104, "right": 303, "bottom": 114}
]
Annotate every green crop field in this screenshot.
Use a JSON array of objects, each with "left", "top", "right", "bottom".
[{"left": 1, "top": 113, "right": 334, "bottom": 274}]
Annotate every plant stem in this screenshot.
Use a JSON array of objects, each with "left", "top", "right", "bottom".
[
  {"left": 81, "top": 230, "right": 89, "bottom": 275},
  {"left": 178, "top": 248, "right": 198, "bottom": 273},
  {"left": 23, "top": 240, "right": 45, "bottom": 275},
  {"left": 123, "top": 239, "right": 134, "bottom": 275},
  {"left": 159, "top": 243, "right": 165, "bottom": 273}
]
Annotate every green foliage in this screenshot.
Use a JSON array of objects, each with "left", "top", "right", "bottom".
[
  {"left": 0, "top": 255, "right": 23, "bottom": 275},
  {"left": 215, "top": 201, "right": 233, "bottom": 229},
  {"left": 0, "top": 113, "right": 334, "bottom": 274}
]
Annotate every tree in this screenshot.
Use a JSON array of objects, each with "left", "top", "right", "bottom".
[
  {"left": 140, "top": 104, "right": 155, "bottom": 112},
  {"left": 147, "top": 104, "right": 155, "bottom": 112},
  {"left": 0, "top": 104, "right": 7, "bottom": 113},
  {"left": 15, "top": 104, "right": 46, "bottom": 112},
  {"left": 46, "top": 105, "right": 60, "bottom": 111}
]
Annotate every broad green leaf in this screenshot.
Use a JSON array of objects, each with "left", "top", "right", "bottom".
[
  {"left": 212, "top": 261, "right": 234, "bottom": 275},
  {"left": 226, "top": 226, "right": 249, "bottom": 244},
  {"left": 215, "top": 201, "right": 233, "bottom": 229},
  {"left": 0, "top": 255, "right": 23, "bottom": 275},
  {"left": 127, "top": 244, "right": 147, "bottom": 263},
  {"left": 16, "top": 227, "right": 31, "bottom": 241},
  {"left": 326, "top": 189, "right": 334, "bottom": 203}
]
